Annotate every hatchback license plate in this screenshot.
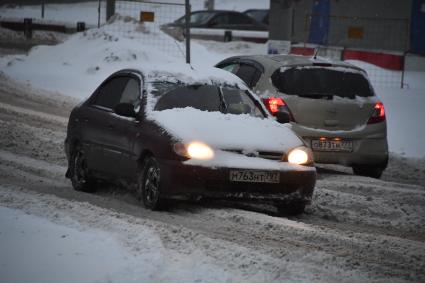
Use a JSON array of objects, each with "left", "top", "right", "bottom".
[
  {"left": 311, "top": 140, "right": 353, "bottom": 152},
  {"left": 229, "top": 170, "right": 280, "bottom": 183}
]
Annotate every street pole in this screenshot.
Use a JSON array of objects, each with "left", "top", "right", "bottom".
[
  {"left": 185, "top": 0, "right": 191, "bottom": 64},
  {"left": 97, "top": 0, "right": 101, "bottom": 28},
  {"left": 106, "top": 0, "right": 115, "bottom": 21}
]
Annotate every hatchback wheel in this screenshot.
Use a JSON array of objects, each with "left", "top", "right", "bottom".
[
  {"left": 139, "top": 157, "right": 166, "bottom": 210},
  {"left": 352, "top": 164, "right": 385, "bottom": 179},
  {"left": 71, "top": 146, "right": 96, "bottom": 192}
]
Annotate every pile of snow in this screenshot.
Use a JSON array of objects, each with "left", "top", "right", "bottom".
[
  {"left": 376, "top": 86, "right": 425, "bottom": 158},
  {"left": 0, "top": 15, "right": 243, "bottom": 99}
]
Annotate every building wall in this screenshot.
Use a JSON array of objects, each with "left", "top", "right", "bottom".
[{"left": 269, "top": 0, "right": 412, "bottom": 52}]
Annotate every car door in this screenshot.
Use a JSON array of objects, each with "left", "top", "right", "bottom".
[
  {"left": 83, "top": 74, "right": 142, "bottom": 179},
  {"left": 80, "top": 76, "right": 129, "bottom": 174},
  {"left": 103, "top": 74, "right": 143, "bottom": 180}
]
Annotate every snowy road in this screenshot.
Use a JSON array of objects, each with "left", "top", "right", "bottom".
[{"left": 1, "top": 75, "right": 425, "bottom": 282}]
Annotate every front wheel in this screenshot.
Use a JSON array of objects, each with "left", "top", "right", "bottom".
[
  {"left": 138, "top": 156, "right": 166, "bottom": 210},
  {"left": 352, "top": 164, "right": 385, "bottom": 179}
]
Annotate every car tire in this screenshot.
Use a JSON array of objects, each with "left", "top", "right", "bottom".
[
  {"left": 70, "top": 145, "right": 96, "bottom": 192},
  {"left": 276, "top": 201, "right": 306, "bottom": 216},
  {"left": 139, "top": 156, "right": 166, "bottom": 210},
  {"left": 352, "top": 164, "right": 385, "bottom": 179}
]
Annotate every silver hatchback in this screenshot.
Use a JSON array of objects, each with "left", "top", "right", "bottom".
[{"left": 216, "top": 55, "right": 388, "bottom": 178}]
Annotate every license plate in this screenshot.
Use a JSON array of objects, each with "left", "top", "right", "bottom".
[
  {"left": 311, "top": 139, "right": 353, "bottom": 152},
  {"left": 229, "top": 170, "right": 280, "bottom": 183}
]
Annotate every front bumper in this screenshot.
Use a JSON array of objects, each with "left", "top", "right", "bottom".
[{"left": 158, "top": 159, "right": 316, "bottom": 203}]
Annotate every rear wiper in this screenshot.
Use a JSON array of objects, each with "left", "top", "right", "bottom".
[{"left": 298, "top": 93, "right": 333, "bottom": 100}]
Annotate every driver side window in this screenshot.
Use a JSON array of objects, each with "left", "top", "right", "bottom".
[
  {"left": 120, "top": 78, "right": 141, "bottom": 109},
  {"left": 91, "top": 76, "right": 141, "bottom": 113},
  {"left": 91, "top": 77, "right": 129, "bottom": 110}
]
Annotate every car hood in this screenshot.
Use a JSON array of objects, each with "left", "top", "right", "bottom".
[{"left": 149, "top": 107, "right": 303, "bottom": 153}]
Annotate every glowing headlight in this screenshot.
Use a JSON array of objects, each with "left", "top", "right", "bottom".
[
  {"left": 174, "top": 141, "right": 214, "bottom": 160},
  {"left": 187, "top": 142, "right": 214, "bottom": 159},
  {"left": 288, "top": 147, "right": 311, "bottom": 165}
]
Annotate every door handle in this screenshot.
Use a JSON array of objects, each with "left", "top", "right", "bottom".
[{"left": 107, "top": 124, "right": 114, "bottom": 129}]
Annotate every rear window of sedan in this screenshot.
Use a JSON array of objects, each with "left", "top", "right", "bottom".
[{"left": 271, "top": 67, "right": 374, "bottom": 98}]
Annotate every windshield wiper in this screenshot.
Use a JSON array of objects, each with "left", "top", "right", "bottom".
[{"left": 218, "top": 87, "right": 227, "bottom": 113}]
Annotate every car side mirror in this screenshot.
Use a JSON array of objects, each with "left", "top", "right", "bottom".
[
  {"left": 275, "top": 111, "right": 290, "bottom": 124},
  {"left": 114, "top": 103, "right": 136, "bottom": 118}
]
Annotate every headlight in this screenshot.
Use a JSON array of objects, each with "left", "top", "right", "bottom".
[
  {"left": 174, "top": 141, "right": 214, "bottom": 160},
  {"left": 287, "top": 147, "right": 312, "bottom": 165}
]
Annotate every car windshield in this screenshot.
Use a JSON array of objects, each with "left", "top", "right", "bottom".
[
  {"left": 176, "top": 12, "right": 213, "bottom": 25},
  {"left": 271, "top": 67, "right": 374, "bottom": 98},
  {"left": 150, "top": 82, "right": 265, "bottom": 118}
]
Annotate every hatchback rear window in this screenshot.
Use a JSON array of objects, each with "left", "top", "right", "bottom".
[{"left": 271, "top": 67, "right": 374, "bottom": 98}]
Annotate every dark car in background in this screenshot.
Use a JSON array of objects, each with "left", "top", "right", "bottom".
[
  {"left": 244, "top": 9, "right": 269, "bottom": 26},
  {"left": 216, "top": 55, "right": 388, "bottom": 178},
  {"left": 64, "top": 67, "right": 316, "bottom": 214},
  {"left": 162, "top": 10, "right": 268, "bottom": 42}
]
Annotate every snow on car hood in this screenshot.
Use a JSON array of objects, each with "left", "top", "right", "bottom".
[{"left": 149, "top": 107, "right": 303, "bottom": 153}]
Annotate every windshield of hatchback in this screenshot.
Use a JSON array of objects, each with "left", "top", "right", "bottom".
[
  {"left": 271, "top": 67, "right": 374, "bottom": 98},
  {"left": 151, "top": 83, "right": 265, "bottom": 118}
]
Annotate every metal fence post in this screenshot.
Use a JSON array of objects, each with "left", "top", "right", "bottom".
[
  {"left": 41, "top": 2, "right": 45, "bottom": 18},
  {"left": 185, "top": 0, "right": 191, "bottom": 64},
  {"left": 23, "top": 18, "right": 32, "bottom": 39},
  {"left": 97, "top": 0, "right": 101, "bottom": 28},
  {"left": 401, "top": 52, "right": 406, "bottom": 89},
  {"left": 106, "top": 0, "right": 116, "bottom": 21}
]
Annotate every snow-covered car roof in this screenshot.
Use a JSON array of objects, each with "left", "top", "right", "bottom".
[
  {"left": 222, "top": 54, "right": 365, "bottom": 73},
  {"left": 131, "top": 64, "right": 249, "bottom": 89}
]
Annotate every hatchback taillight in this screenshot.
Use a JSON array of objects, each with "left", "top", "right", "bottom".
[
  {"left": 262, "top": 97, "right": 295, "bottom": 122},
  {"left": 367, "top": 102, "right": 386, "bottom": 124}
]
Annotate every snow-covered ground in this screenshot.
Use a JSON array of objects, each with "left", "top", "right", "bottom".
[
  {"left": 1, "top": 50, "right": 425, "bottom": 283},
  {"left": 0, "top": 2, "right": 425, "bottom": 282}
]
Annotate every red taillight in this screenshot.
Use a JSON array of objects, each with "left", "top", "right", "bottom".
[
  {"left": 262, "top": 97, "right": 295, "bottom": 122},
  {"left": 367, "top": 102, "right": 386, "bottom": 124},
  {"left": 263, "top": 97, "right": 284, "bottom": 114}
]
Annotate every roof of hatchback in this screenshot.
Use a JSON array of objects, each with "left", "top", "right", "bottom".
[{"left": 227, "top": 54, "right": 364, "bottom": 72}]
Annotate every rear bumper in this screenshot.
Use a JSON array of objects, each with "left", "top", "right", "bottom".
[
  {"left": 158, "top": 159, "right": 316, "bottom": 203},
  {"left": 303, "top": 137, "right": 388, "bottom": 166},
  {"left": 292, "top": 123, "right": 388, "bottom": 166}
]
